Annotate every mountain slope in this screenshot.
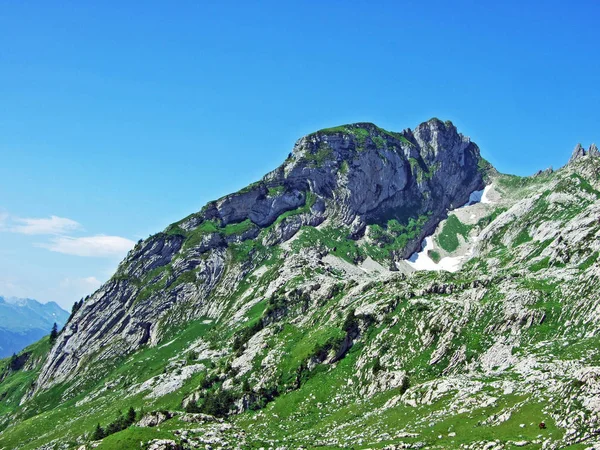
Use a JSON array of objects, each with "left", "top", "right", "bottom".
[
  {"left": 36, "top": 118, "right": 487, "bottom": 392},
  {"left": 0, "top": 297, "right": 68, "bottom": 358},
  {"left": 1, "top": 121, "right": 599, "bottom": 450}
]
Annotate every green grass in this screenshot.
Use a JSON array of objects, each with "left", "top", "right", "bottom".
[
  {"left": 427, "top": 249, "right": 441, "bottom": 263},
  {"left": 222, "top": 219, "right": 255, "bottom": 236},
  {"left": 352, "top": 127, "right": 370, "bottom": 148},
  {"left": 0, "top": 319, "right": 215, "bottom": 450},
  {"left": 182, "top": 220, "right": 219, "bottom": 249},
  {"left": 310, "top": 123, "right": 414, "bottom": 152},
  {"left": 408, "top": 157, "right": 436, "bottom": 183},
  {"left": 436, "top": 215, "right": 472, "bottom": 252},
  {"left": 363, "top": 214, "right": 430, "bottom": 264},
  {"left": 408, "top": 157, "right": 420, "bottom": 171},
  {"left": 372, "top": 135, "right": 385, "bottom": 149},
  {"left": 579, "top": 252, "right": 599, "bottom": 271},
  {"left": 4, "top": 156, "right": 600, "bottom": 449},
  {"left": 304, "top": 142, "right": 334, "bottom": 167},
  {"left": 275, "top": 324, "right": 346, "bottom": 387},
  {"left": 530, "top": 256, "right": 550, "bottom": 272},
  {"left": 339, "top": 160, "right": 349, "bottom": 175},
  {"left": 291, "top": 225, "right": 365, "bottom": 264},
  {"left": 95, "top": 426, "right": 177, "bottom": 450},
  {"left": 267, "top": 186, "right": 285, "bottom": 197},
  {"left": 513, "top": 229, "right": 533, "bottom": 246}
]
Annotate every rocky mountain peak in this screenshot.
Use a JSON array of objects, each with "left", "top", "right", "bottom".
[
  {"left": 569, "top": 143, "right": 586, "bottom": 164},
  {"left": 568, "top": 144, "right": 600, "bottom": 164},
  {"left": 34, "top": 119, "right": 488, "bottom": 392},
  {"left": 568, "top": 142, "right": 599, "bottom": 164}
]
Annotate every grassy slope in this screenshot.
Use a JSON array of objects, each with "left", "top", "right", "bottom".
[{"left": 1, "top": 161, "right": 600, "bottom": 449}]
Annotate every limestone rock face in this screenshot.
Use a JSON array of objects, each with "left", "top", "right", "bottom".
[
  {"left": 35, "top": 119, "right": 486, "bottom": 392},
  {"left": 274, "top": 119, "right": 484, "bottom": 231}
]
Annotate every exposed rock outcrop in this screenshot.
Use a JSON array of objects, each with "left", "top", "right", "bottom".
[{"left": 569, "top": 142, "right": 599, "bottom": 164}]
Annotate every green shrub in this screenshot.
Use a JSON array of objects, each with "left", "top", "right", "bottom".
[
  {"left": 92, "top": 423, "right": 105, "bottom": 441},
  {"left": 427, "top": 250, "right": 441, "bottom": 263},
  {"left": 342, "top": 308, "right": 359, "bottom": 335},
  {"left": 372, "top": 357, "right": 383, "bottom": 374},
  {"left": 200, "top": 389, "right": 236, "bottom": 417},
  {"left": 309, "top": 335, "right": 344, "bottom": 361}
]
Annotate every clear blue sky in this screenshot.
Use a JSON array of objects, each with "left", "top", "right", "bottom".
[{"left": 1, "top": 1, "right": 598, "bottom": 308}]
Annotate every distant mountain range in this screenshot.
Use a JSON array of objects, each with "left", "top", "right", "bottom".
[{"left": 0, "top": 296, "right": 69, "bottom": 358}]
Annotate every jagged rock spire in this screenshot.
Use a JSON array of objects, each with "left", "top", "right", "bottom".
[
  {"left": 569, "top": 143, "right": 599, "bottom": 164},
  {"left": 569, "top": 143, "right": 586, "bottom": 164}
]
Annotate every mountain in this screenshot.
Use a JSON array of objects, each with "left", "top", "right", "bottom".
[
  {"left": 0, "top": 296, "right": 68, "bottom": 358},
  {"left": 1, "top": 119, "right": 599, "bottom": 450}
]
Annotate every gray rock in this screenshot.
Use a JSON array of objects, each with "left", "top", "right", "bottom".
[
  {"left": 138, "top": 411, "right": 175, "bottom": 427},
  {"left": 146, "top": 439, "right": 179, "bottom": 450},
  {"left": 569, "top": 143, "right": 587, "bottom": 164}
]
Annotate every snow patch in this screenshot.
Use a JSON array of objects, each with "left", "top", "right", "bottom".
[
  {"left": 481, "top": 185, "right": 492, "bottom": 204},
  {"left": 406, "top": 237, "right": 463, "bottom": 273},
  {"left": 404, "top": 185, "right": 494, "bottom": 273}
]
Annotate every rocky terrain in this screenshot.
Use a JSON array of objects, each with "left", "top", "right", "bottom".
[{"left": 0, "top": 120, "right": 599, "bottom": 450}]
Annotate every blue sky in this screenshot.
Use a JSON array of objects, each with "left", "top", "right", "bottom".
[{"left": 0, "top": 1, "right": 598, "bottom": 309}]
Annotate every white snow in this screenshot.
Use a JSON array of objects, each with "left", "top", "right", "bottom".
[
  {"left": 459, "top": 184, "right": 494, "bottom": 209},
  {"left": 481, "top": 185, "right": 492, "bottom": 204},
  {"left": 406, "top": 237, "right": 463, "bottom": 272},
  {"left": 404, "top": 185, "right": 494, "bottom": 273}
]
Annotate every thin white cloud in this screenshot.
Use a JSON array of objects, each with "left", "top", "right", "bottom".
[
  {"left": 0, "top": 212, "right": 9, "bottom": 231},
  {"left": 38, "top": 235, "right": 135, "bottom": 257},
  {"left": 59, "top": 276, "right": 101, "bottom": 289},
  {"left": 10, "top": 215, "right": 81, "bottom": 235},
  {"left": 58, "top": 276, "right": 103, "bottom": 303}
]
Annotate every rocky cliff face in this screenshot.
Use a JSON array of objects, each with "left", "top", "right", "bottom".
[{"left": 35, "top": 119, "right": 486, "bottom": 392}]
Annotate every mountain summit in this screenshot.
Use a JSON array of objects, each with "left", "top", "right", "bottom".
[
  {"left": 37, "top": 119, "right": 488, "bottom": 390},
  {"left": 569, "top": 142, "right": 599, "bottom": 164},
  {"left": 2, "top": 119, "right": 600, "bottom": 450}
]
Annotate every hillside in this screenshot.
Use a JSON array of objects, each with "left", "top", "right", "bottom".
[
  {"left": 0, "top": 119, "right": 599, "bottom": 450},
  {"left": 0, "top": 297, "right": 68, "bottom": 358}
]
